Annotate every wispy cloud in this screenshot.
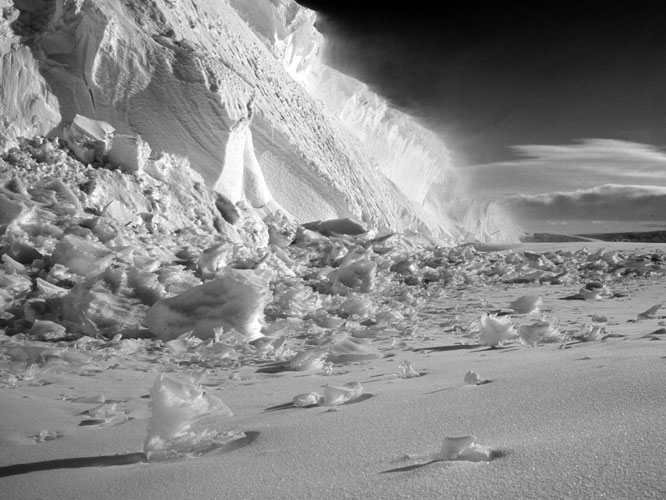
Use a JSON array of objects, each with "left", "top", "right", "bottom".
[
  {"left": 512, "top": 139, "right": 666, "bottom": 164},
  {"left": 502, "top": 184, "right": 666, "bottom": 222},
  {"left": 465, "top": 139, "right": 666, "bottom": 196}
]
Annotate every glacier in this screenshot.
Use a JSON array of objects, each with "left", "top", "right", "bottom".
[{"left": 0, "top": 0, "right": 519, "bottom": 242}]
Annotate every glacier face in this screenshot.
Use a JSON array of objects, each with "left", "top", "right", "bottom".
[
  {"left": 0, "top": 0, "right": 60, "bottom": 147},
  {"left": 0, "top": 0, "right": 519, "bottom": 242},
  {"left": 265, "top": 4, "right": 452, "bottom": 205}
]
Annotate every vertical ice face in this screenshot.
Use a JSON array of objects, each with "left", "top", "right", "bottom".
[
  {"left": 0, "top": 0, "right": 520, "bottom": 242},
  {"left": 0, "top": 0, "right": 415, "bottom": 232},
  {"left": 255, "top": 1, "right": 454, "bottom": 206},
  {"left": 0, "top": 0, "right": 61, "bottom": 150},
  {"left": 239, "top": 0, "right": 520, "bottom": 242}
]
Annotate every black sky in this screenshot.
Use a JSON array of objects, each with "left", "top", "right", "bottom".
[{"left": 296, "top": 1, "right": 666, "bottom": 165}]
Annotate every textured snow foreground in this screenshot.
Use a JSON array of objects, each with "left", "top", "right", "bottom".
[{"left": 1, "top": 141, "right": 666, "bottom": 498}]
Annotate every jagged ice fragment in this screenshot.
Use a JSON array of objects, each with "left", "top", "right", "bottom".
[
  {"left": 144, "top": 269, "right": 272, "bottom": 341},
  {"left": 144, "top": 374, "right": 239, "bottom": 462}
]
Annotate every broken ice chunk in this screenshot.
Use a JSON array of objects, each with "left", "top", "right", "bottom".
[
  {"left": 339, "top": 296, "right": 374, "bottom": 317},
  {"left": 292, "top": 392, "right": 323, "bottom": 407},
  {"left": 0, "top": 373, "right": 18, "bottom": 388},
  {"left": 397, "top": 289, "right": 415, "bottom": 303},
  {"left": 578, "top": 282, "right": 611, "bottom": 300},
  {"left": 165, "top": 332, "right": 200, "bottom": 354},
  {"left": 271, "top": 285, "right": 321, "bottom": 319},
  {"left": 69, "top": 394, "right": 106, "bottom": 404},
  {"left": 301, "top": 218, "right": 366, "bottom": 236},
  {"left": 127, "top": 269, "right": 164, "bottom": 306},
  {"left": 108, "top": 134, "right": 151, "bottom": 174},
  {"left": 435, "top": 436, "right": 495, "bottom": 462},
  {"left": 478, "top": 314, "right": 518, "bottom": 347},
  {"left": 51, "top": 234, "right": 113, "bottom": 277},
  {"left": 27, "top": 320, "right": 67, "bottom": 340},
  {"left": 398, "top": 360, "right": 421, "bottom": 379},
  {"left": 2, "top": 254, "right": 27, "bottom": 274},
  {"left": 34, "top": 277, "right": 68, "bottom": 298},
  {"left": 47, "top": 263, "right": 78, "bottom": 285},
  {"left": 79, "top": 403, "right": 128, "bottom": 427},
  {"left": 637, "top": 304, "right": 662, "bottom": 321},
  {"left": 197, "top": 243, "right": 232, "bottom": 280},
  {"left": 144, "top": 374, "right": 238, "bottom": 462},
  {"left": 509, "top": 295, "right": 542, "bottom": 314},
  {"left": 268, "top": 227, "right": 292, "bottom": 247},
  {"left": 328, "top": 260, "right": 377, "bottom": 293},
  {"left": 0, "top": 272, "right": 32, "bottom": 314},
  {"left": 61, "top": 349, "right": 93, "bottom": 365},
  {"left": 29, "top": 179, "right": 82, "bottom": 216},
  {"left": 85, "top": 403, "right": 120, "bottom": 419},
  {"left": 328, "top": 337, "right": 379, "bottom": 364},
  {"left": 214, "top": 193, "right": 241, "bottom": 226},
  {"left": 101, "top": 199, "right": 138, "bottom": 227},
  {"left": 31, "top": 430, "right": 64, "bottom": 443},
  {"left": 0, "top": 191, "right": 27, "bottom": 229},
  {"left": 390, "top": 257, "right": 419, "bottom": 276},
  {"left": 289, "top": 350, "right": 328, "bottom": 372},
  {"left": 323, "top": 382, "right": 364, "bottom": 406},
  {"left": 62, "top": 115, "right": 114, "bottom": 164},
  {"left": 574, "top": 324, "right": 607, "bottom": 342},
  {"left": 518, "top": 320, "right": 563, "bottom": 346},
  {"left": 311, "top": 313, "right": 345, "bottom": 329},
  {"left": 464, "top": 370, "right": 483, "bottom": 385},
  {"left": 321, "top": 361, "right": 334, "bottom": 376},
  {"left": 0, "top": 270, "right": 32, "bottom": 295},
  {"left": 375, "top": 310, "right": 404, "bottom": 324},
  {"left": 144, "top": 269, "right": 272, "bottom": 342},
  {"left": 61, "top": 277, "right": 147, "bottom": 337},
  {"left": 437, "top": 436, "right": 475, "bottom": 459},
  {"left": 4, "top": 344, "right": 58, "bottom": 364}
]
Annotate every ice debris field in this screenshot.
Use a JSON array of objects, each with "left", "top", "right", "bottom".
[{"left": 1, "top": 135, "right": 666, "bottom": 499}]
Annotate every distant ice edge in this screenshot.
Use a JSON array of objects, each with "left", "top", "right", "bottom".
[{"left": 0, "top": 0, "right": 520, "bottom": 243}]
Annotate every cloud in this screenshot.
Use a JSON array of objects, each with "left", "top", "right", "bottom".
[
  {"left": 465, "top": 139, "right": 666, "bottom": 197},
  {"left": 502, "top": 184, "right": 666, "bottom": 222},
  {"left": 512, "top": 139, "right": 666, "bottom": 164}
]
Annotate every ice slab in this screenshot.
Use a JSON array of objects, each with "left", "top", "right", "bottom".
[
  {"left": 108, "top": 134, "right": 151, "bottom": 174},
  {"left": 435, "top": 436, "right": 495, "bottom": 462},
  {"left": 509, "top": 295, "right": 543, "bottom": 314},
  {"left": 144, "top": 269, "right": 272, "bottom": 341},
  {"left": 62, "top": 115, "right": 115, "bottom": 164},
  {"left": 144, "top": 374, "right": 240, "bottom": 462}
]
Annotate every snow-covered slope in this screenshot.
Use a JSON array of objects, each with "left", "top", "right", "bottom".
[{"left": 0, "top": 0, "right": 519, "bottom": 242}]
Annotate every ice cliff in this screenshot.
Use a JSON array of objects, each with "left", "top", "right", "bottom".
[{"left": 0, "top": 0, "right": 519, "bottom": 242}]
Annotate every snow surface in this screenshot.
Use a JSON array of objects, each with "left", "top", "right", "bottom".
[{"left": 1, "top": 242, "right": 666, "bottom": 499}]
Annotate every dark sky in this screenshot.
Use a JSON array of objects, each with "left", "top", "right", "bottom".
[{"left": 295, "top": 1, "right": 666, "bottom": 166}]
